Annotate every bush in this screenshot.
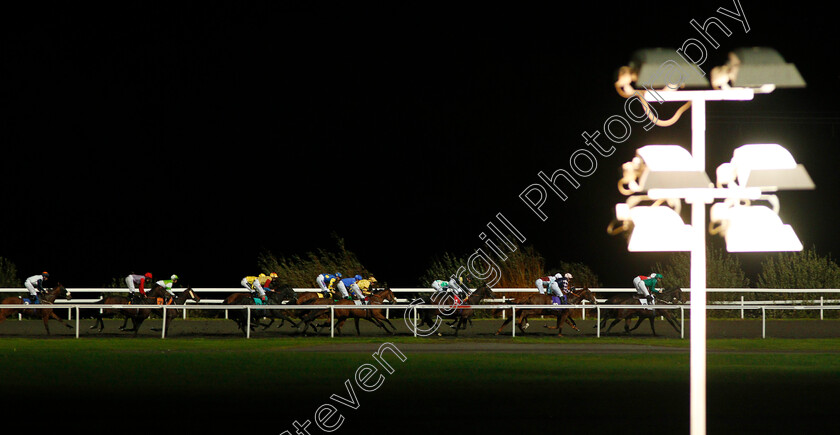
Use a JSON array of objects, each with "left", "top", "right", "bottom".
[
  {"left": 653, "top": 242, "right": 749, "bottom": 318},
  {"left": 757, "top": 247, "right": 840, "bottom": 319},
  {"left": 257, "top": 234, "right": 374, "bottom": 288}
]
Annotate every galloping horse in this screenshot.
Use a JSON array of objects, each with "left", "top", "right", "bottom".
[
  {"left": 88, "top": 285, "right": 185, "bottom": 334},
  {"left": 415, "top": 284, "right": 496, "bottom": 336},
  {"left": 256, "top": 284, "right": 301, "bottom": 330},
  {"left": 155, "top": 288, "right": 201, "bottom": 336},
  {"left": 496, "top": 287, "right": 598, "bottom": 337},
  {"left": 332, "top": 288, "right": 399, "bottom": 336},
  {"left": 597, "top": 286, "right": 685, "bottom": 336},
  {"left": 222, "top": 291, "right": 259, "bottom": 336},
  {"left": 0, "top": 284, "right": 74, "bottom": 335}
]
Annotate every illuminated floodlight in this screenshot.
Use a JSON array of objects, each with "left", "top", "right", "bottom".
[
  {"left": 710, "top": 204, "right": 803, "bottom": 252},
  {"left": 728, "top": 47, "right": 806, "bottom": 89},
  {"left": 623, "top": 47, "right": 711, "bottom": 90},
  {"left": 624, "top": 205, "right": 693, "bottom": 252},
  {"left": 619, "top": 145, "right": 712, "bottom": 194},
  {"left": 717, "top": 144, "right": 814, "bottom": 190}
]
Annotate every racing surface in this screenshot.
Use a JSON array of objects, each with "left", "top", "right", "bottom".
[{"left": 4, "top": 314, "right": 840, "bottom": 340}]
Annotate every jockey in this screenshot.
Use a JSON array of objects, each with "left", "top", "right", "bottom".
[
  {"left": 337, "top": 275, "right": 366, "bottom": 304},
  {"left": 432, "top": 278, "right": 465, "bottom": 304},
  {"left": 241, "top": 275, "right": 267, "bottom": 301},
  {"left": 431, "top": 279, "right": 451, "bottom": 293},
  {"left": 125, "top": 273, "right": 153, "bottom": 302},
  {"left": 316, "top": 272, "right": 341, "bottom": 297},
  {"left": 24, "top": 272, "right": 49, "bottom": 303},
  {"left": 155, "top": 274, "right": 179, "bottom": 297},
  {"left": 356, "top": 276, "right": 378, "bottom": 296},
  {"left": 633, "top": 273, "right": 663, "bottom": 305},
  {"left": 262, "top": 272, "right": 279, "bottom": 290},
  {"left": 550, "top": 273, "right": 574, "bottom": 304},
  {"left": 535, "top": 274, "right": 556, "bottom": 295}
]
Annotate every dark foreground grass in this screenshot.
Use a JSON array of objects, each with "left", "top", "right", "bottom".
[{"left": 1, "top": 338, "right": 838, "bottom": 434}]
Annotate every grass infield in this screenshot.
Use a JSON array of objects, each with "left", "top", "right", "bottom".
[{"left": 1, "top": 336, "right": 838, "bottom": 434}]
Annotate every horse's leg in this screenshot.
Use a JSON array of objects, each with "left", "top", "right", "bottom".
[
  {"left": 566, "top": 315, "right": 579, "bottom": 331},
  {"left": 49, "top": 311, "right": 74, "bottom": 329},
  {"left": 131, "top": 316, "right": 146, "bottom": 336},
  {"left": 517, "top": 313, "right": 531, "bottom": 334},
  {"left": 649, "top": 317, "right": 657, "bottom": 336},
  {"left": 495, "top": 313, "right": 514, "bottom": 335},
  {"left": 355, "top": 318, "right": 361, "bottom": 336},
  {"left": 260, "top": 318, "right": 275, "bottom": 330},
  {"left": 664, "top": 312, "right": 681, "bottom": 333},
  {"left": 605, "top": 318, "right": 622, "bottom": 334},
  {"left": 627, "top": 316, "right": 645, "bottom": 332},
  {"left": 556, "top": 312, "right": 567, "bottom": 337},
  {"left": 41, "top": 312, "right": 51, "bottom": 335}
]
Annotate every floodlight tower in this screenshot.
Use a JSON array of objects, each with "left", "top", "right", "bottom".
[{"left": 609, "top": 47, "right": 813, "bottom": 435}]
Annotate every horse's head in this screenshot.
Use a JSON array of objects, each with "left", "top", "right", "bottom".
[
  {"left": 185, "top": 288, "right": 200, "bottom": 303},
  {"left": 55, "top": 283, "right": 71, "bottom": 301},
  {"left": 578, "top": 287, "right": 598, "bottom": 305},
  {"left": 376, "top": 288, "right": 397, "bottom": 304},
  {"left": 662, "top": 287, "right": 686, "bottom": 304},
  {"left": 474, "top": 284, "right": 496, "bottom": 301},
  {"left": 275, "top": 284, "right": 297, "bottom": 301}
]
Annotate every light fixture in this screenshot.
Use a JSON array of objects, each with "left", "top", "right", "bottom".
[
  {"left": 710, "top": 202, "right": 803, "bottom": 252},
  {"left": 619, "top": 145, "right": 713, "bottom": 195},
  {"left": 710, "top": 47, "right": 806, "bottom": 90},
  {"left": 619, "top": 47, "right": 711, "bottom": 92},
  {"left": 609, "top": 202, "right": 693, "bottom": 252},
  {"left": 716, "top": 143, "right": 814, "bottom": 190}
]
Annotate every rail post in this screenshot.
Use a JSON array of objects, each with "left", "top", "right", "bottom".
[
  {"left": 161, "top": 306, "right": 167, "bottom": 339},
  {"left": 413, "top": 305, "right": 418, "bottom": 337},
  {"left": 246, "top": 307, "right": 251, "bottom": 339},
  {"left": 596, "top": 306, "right": 601, "bottom": 338},
  {"left": 581, "top": 300, "right": 586, "bottom": 320},
  {"left": 740, "top": 295, "right": 745, "bottom": 319},
  {"left": 75, "top": 306, "right": 80, "bottom": 339},
  {"left": 512, "top": 306, "right": 516, "bottom": 338},
  {"left": 821, "top": 296, "right": 824, "bottom": 320},
  {"left": 761, "top": 306, "right": 766, "bottom": 339},
  {"left": 330, "top": 306, "right": 335, "bottom": 338},
  {"left": 681, "top": 306, "right": 685, "bottom": 339}
]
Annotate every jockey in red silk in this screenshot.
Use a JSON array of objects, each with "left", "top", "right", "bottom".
[
  {"left": 125, "top": 273, "right": 153, "bottom": 301},
  {"left": 633, "top": 273, "right": 663, "bottom": 305}
]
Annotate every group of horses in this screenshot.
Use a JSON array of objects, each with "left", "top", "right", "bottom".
[{"left": 0, "top": 281, "right": 687, "bottom": 337}]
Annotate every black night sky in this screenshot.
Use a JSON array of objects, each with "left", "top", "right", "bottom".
[{"left": 3, "top": 2, "right": 839, "bottom": 289}]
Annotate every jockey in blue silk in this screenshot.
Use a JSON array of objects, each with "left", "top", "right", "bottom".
[
  {"left": 633, "top": 273, "right": 663, "bottom": 305},
  {"left": 316, "top": 273, "right": 341, "bottom": 297},
  {"left": 24, "top": 272, "right": 49, "bottom": 303},
  {"left": 337, "top": 275, "right": 366, "bottom": 304}
]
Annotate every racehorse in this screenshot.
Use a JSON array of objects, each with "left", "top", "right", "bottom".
[
  {"left": 495, "top": 287, "right": 598, "bottom": 337},
  {"left": 415, "top": 284, "right": 496, "bottom": 336},
  {"left": 256, "top": 284, "right": 301, "bottom": 330},
  {"left": 0, "top": 284, "right": 73, "bottom": 335},
  {"left": 88, "top": 285, "right": 197, "bottom": 335},
  {"left": 332, "top": 288, "right": 399, "bottom": 336},
  {"left": 597, "top": 286, "right": 685, "bottom": 336},
  {"left": 86, "top": 284, "right": 167, "bottom": 333},
  {"left": 222, "top": 291, "right": 260, "bottom": 336},
  {"left": 154, "top": 288, "right": 201, "bottom": 336}
]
